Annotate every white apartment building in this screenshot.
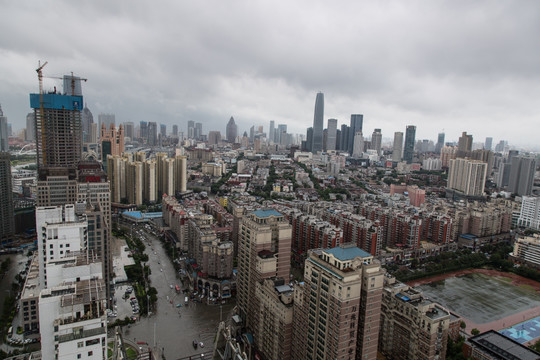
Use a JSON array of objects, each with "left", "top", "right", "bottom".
[{"left": 518, "top": 196, "right": 540, "bottom": 230}]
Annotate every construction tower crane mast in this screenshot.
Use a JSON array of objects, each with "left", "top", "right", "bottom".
[{"left": 36, "top": 60, "right": 48, "bottom": 165}]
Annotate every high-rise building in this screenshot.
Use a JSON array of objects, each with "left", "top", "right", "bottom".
[
  {"left": 269, "top": 120, "right": 275, "bottom": 144},
  {"left": 0, "top": 152, "right": 14, "bottom": 243},
  {"left": 208, "top": 131, "right": 221, "bottom": 145},
  {"left": 292, "top": 245, "right": 385, "bottom": 360},
  {"left": 25, "top": 112, "right": 36, "bottom": 142},
  {"left": 435, "top": 132, "right": 445, "bottom": 154},
  {"left": 403, "top": 125, "right": 416, "bottom": 164},
  {"left": 123, "top": 121, "right": 134, "bottom": 141},
  {"left": 348, "top": 114, "right": 363, "bottom": 155},
  {"left": 518, "top": 196, "right": 540, "bottom": 230},
  {"left": 237, "top": 210, "right": 292, "bottom": 330},
  {"left": 326, "top": 118, "right": 337, "bottom": 151},
  {"left": 508, "top": 156, "right": 537, "bottom": 196},
  {"left": 172, "top": 124, "right": 178, "bottom": 137},
  {"left": 160, "top": 124, "right": 167, "bottom": 138},
  {"left": 353, "top": 131, "right": 364, "bottom": 158},
  {"left": 392, "top": 132, "right": 403, "bottom": 162},
  {"left": 0, "top": 105, "right": 8, "bottom": 152},
  {"left": 139, "top": 121, "right": 148, "bottom": 142},
  {"left": 187, "top": 120, "right": 195, "bottom": 139},
  {"left": 30, "top": 76, "right": 84, "bottom": 170},
  {"left": 371, "top": 128, "right": 382, "bottom": 155},
  {"left": 311, "top": 92, "right": 324, "bottom": 153},
  {"left": 457, "top": 131, "right": 473, "bottom": 157},
  {"left": 447, "top": 158, "right": 487, "bottom": 197},
  {"left": 226, "top": 117, "right": 238, "bottom": 143},
  {"left": 174, "top": 155, "right": 187, "bottom": 193},
  {"left": 485, "top": 137, "right": 493, "bottom": 151},
  {"left": 340, "top": 124, "right": 349, "bottom": 152},
  {"left": 147, "top": 121, "right": 158, "bottom": 146},
  {"left": 81, "top": 105, "right": 93, "bottom": 143},
  {"left": 195, "top": 122, "right": 203, "bottom": 140},
  {"left": 100, "top": 124, "right": 124, "bottom": 163}
]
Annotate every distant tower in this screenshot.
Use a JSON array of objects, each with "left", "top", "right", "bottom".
[
  {"left": 160, "top": 124, "right": 167, "bottom": 138},
  {"left": 403, "top": 125, "right": 416, "bottom": 164},
  {"left": 30, "top": 75, "right": 84, "bottom": 170},
  {"left": 457, "top": 131, "right": 473, "bottom": 157},
  {"left": 311, "top": 92, "right": 324, "bottom": 153},
  {"left": 371, "top": 128, "right": 382, "bottom": 155},
  {"left": 353, "top": 131, "right": 364, "bottom": 158},
  {"left": 0, "top": 152, "right": 14, "bottom": 243},
  {"left": 392, "top": 132, "right": 403, "bottom": 162},
  {"left": 172, "top": 124, "right": 178, "bottom": 137},
  {"left": 226, "top": 117, "right": 238, "bottom": 143},
  {"left": 348, "top": 114, "right": 363, "bottom": 155},
  {"left": 81, "top": 105, "right": 93, "bottom": 143},
  {"left": 147, "top": 122, "right": 157, "bottom": 146},
  {"left": 269, "top": 120, "right": 275, "bottom": 143},
  {"left": 123, "top": 121, "right": 134, "bottom": 140},
  {"left": 326, "top": 118, "right": 337, "bottom": 151},
  {"left": 0, "top": 105, "right": 8, "bottom": 152},
  {"left": 435, "top": 132, "right": 445, "bottom": 154},
  {"left": 508, "top": 156, "right": 537, "bottom": 196},
  {"left": 485, "top": 137, "right": 493, "bottom": 151}
]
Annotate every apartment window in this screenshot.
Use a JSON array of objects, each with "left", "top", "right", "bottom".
[
  {"left": 78, "top": 342, "right": 84, "bottom": 348},
  {"left": 88, "top": 351, "right": 93, "bottom": 356},
  {"left": 77, "top": 355, "right": 81, "bottom": 359}
]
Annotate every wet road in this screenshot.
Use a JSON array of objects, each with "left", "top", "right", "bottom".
[{"left": 120, "top": 226, "right": 235, "bottom": 360}]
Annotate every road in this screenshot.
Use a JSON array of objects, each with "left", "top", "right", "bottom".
[{"left": 119, "top": 224, "right": 235, "bottom": 360}]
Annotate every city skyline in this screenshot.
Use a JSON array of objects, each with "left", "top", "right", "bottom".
[{"left": 1, "top": 1, "right": 540, "bottom": 149}]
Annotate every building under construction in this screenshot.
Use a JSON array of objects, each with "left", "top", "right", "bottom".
[{"left": 30, "top": 74, "right": 84, "bottom": 172}]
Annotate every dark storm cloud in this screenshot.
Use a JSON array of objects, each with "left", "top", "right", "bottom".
[{"left": 1, "top": 0, "right": 539, "bottom": 149}]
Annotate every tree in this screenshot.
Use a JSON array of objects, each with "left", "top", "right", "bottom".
[
  {"left": 460, "top": 321, "right": 466, "bottom": 329},
  {"left": 471, "top": 328, "right": 480, "bottom": 336}
]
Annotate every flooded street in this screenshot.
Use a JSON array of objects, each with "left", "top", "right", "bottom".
[{"left": 119, "top": 228, "right": 235, "bottom": 360}]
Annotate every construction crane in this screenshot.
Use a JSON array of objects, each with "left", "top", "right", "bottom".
[
  {"left": 43, "top": 71, "right": 88, "bottom": 96},
  {"left": 36, "top": 60, "right": 48, "bottom": 165}
]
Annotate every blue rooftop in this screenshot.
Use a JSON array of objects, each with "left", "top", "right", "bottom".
[
  {"left": 325, "top": 246, "right": 372, "bottom": 260},
  {"left": 123, "top": 211, "right": 144, "bottom": 219},
  {"left": 252, "top": 209, "right": 283, "bottom": 218}
]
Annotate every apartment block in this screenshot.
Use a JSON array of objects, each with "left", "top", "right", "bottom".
[
  {"left": 379, "top": 276, "right": 450, "bottom": 359},
  {"left": 294, "top": 245, "right": 384, "bottom": 360}
]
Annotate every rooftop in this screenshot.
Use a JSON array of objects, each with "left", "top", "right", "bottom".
[
  {"left": 252, "top": 209, "right": 283, "bottom": 218},
  {"left": 325, "top": 246, "right": 372, "bottom": 261},
  {"left": 470, "top": 330, "right": 540, "bottom": 360}
]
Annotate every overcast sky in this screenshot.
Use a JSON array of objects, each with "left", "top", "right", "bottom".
[{"left": 1, "top": 1, "right": 539, "bottom": 149}]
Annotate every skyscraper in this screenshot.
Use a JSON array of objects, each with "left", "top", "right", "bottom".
[
  {"left": 187, "top": 120, "right": 195, "bottom": 139},
  {"left": 435, "top": 132, "right": 445, "bottom": 154},
  {"left": 485, "top": 137, "right": 493, "bottom": 151},
  {"left": 508, "top": 156, "right": 537, "bottom": 196},
  {"left": 348, "top": 114, "right": 363, "bottom": 155},
  {"left": 326, "top": 118, "right": 337, "bottom": 151},
  {"left": 147, "top": 121, "right": 158, "bottom": 146},
  {"left": 269, "top": 120, "right": 275, "bottom": 143},
  {"left": 226, "top": 117, "right": 238, "bottom": 143},
  {"left": 340, "top": 124, "right": 349, "bottom": 152},
  {"left": 392, "top": 131, "right": 403, "bottom": 162},
  {"left": 25, "top": 112, "right": 36, "bottom": 142},
  {"left": 172, "top": 124, "right": 178, "bottom": 137},
  {"left": 0, "top": 152, "right": 14, "bottom": 243},
  {"left": 195, "top": 122, "right": 203, "bottom": 140},
  {"left": 0, "top": 105, "right": 8, "bottom": 152},
  {"left": 160, "top": 123, "right": 167, "bottom": 138},
  {"left": 371, "top": 128, "right": 382, "bottom": 155},
  {"left": 81, "top": 105, "right": 93, "bottom": 143},
  {"left": 403, "top": 125, "right": 416, "bottom": 164},
  {"left": 139, "top": 121, "right": 148, "bottom": 141},
  {"left": 123, "top": 121, "right": 134, "bottom": 140},
  {"left": 311, "top": 92, "right": 324, "bottom": 153},
  {"left": 457, "top": 131, "right": 473, "bottom": 157},
  {"left": 30, "top": 75, "right": 83, "bottom": 170}
]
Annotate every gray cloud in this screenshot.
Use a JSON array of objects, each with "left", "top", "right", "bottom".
[{"left": 1, "top": 0, "right": 539, "bottom": 149}]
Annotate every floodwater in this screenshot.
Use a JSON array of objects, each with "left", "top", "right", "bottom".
[
  {"left": 416, "top": 272, "right": 540, "bottom": 324},
  {"left": 119, "top": 227, "right": 235, "bottom": 360}
]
